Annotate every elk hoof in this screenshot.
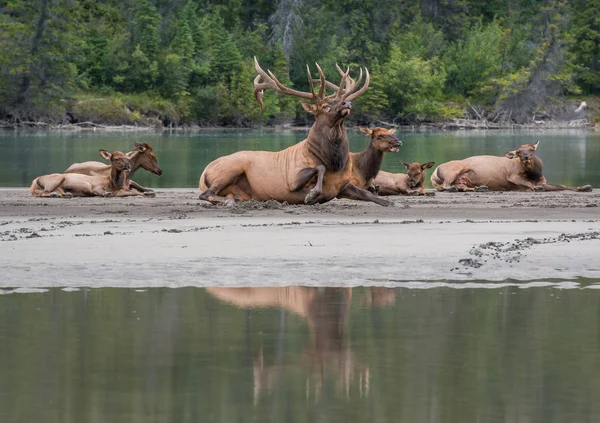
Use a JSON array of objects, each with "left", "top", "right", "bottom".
[
  {"left": 48, "top": 192, "right": 59, "bottom": 198},
  {"left": 446, "top": 186, "right": 458, "bottom": 192},
  {"left": 577, "top": 185, "right": 593, "bottom": 192},
  {"left": 475, "top": 185, "right": 489, "bottom": 192},
  {"left": 103, "top": 192, "right": 114, "bottom": 198},
  {"left": 408, "top": 190, "right": 419, "bottom": 196},
  {"left": 63, "top": 192, "right": 73, "bottom": 198},
  {"left": 534, "top": 186, "right": 545, "bottom": 192},
  {"left": 304, "top": 189, "right": 320, "bottom": 205},
  {"left": 144, "top": 191, "right": 156, "bottom": 198}
]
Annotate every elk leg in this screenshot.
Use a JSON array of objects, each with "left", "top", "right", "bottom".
[
  {"left": 337, "top": 183, "right": 394, "bottom": 207},
  {"left": 128, "top": 180, "right": 153, "bottom": 192},
  {"left": 38, "top": 175, "right": 66, "bottom": 194},
  {"left": 537, "top": 183, "right": 592, "bottom": 192},
  {"left": 291, "top": 167, "right": 320, "bottom": 191},
  {"left": 304, "top": 165, "right": 326, "bottom": 205},
  {"left": 507, "top": 175, "right": 536, "bottom": 190},
  {"left": 114, "top": 188, "right": 147, "bottom": 197},
  {"left": 199, "top": 171, "right": 245, "bottom": 204}
]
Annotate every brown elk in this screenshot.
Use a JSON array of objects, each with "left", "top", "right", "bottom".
[
  {"left": 348, "top": 126, "right": 402, "bottom": 191},
  {"left": 30, "top": 150, "right": 146, "bottom": 197},
  {"left": 65, "top": 142, "right": 162, "bottom": 193},
  {"left": 373, "top": 161, "right": 435, "bottom": 196},
  {"left": 431, "top": 141, "right": 593, "bottom": 192},
  {"left": 198, "top": 58, "right": 392, "bottom": 207},
  {"left": 206, "top": 286, "right": 370, "bottom": 401}
]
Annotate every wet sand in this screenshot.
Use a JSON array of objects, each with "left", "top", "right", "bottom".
[{"left": 1, "top": 188, "right": 599, "bottom": 287}]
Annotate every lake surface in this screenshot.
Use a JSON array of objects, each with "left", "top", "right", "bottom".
[
  {"left": 1, "top": 285, "right": 599, "bottom": 423},
  {"left": 1, "top": 129, "right": 599, "bottom": 188}
]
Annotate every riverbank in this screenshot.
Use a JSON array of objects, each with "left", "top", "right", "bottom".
[{"left": 1, "top": 188, "right": 599, "bottom": 287}]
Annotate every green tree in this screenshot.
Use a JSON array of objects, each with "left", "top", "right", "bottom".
[{"left": 570, "top": 0, "right": 600, "bottom": 94}]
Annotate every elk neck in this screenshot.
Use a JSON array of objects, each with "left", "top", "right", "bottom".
[
  {"left": 306, "top": 120, "right": 349, "bottom": 172},
  {"left": 125, "top": 150, "right": 143, "bottom": 177},
  {"left": 110, "top": 165, "right": 129, "bottom": 190},
  {"left": 523, "top": 156, "right": 544, "bottom": 180},
  {"left": 355, "top": 142, "right": 384, "bottom": 182}
]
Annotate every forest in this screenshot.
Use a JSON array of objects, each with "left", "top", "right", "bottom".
[{"left": 0, "top": 0, "right": 598, "bottom": 127}]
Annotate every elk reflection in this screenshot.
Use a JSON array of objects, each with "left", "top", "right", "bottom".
[{"left": 206, "top": 287, "right": 390, "bottom": 403}]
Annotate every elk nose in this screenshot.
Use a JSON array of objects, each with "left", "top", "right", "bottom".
[{"left": 342, "top": 101, "right": 351, "bottom": 108}]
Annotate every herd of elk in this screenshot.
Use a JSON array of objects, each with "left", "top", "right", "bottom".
[
  {"left": 29, "top": 58, "right": 592, "bottom": 200},
  {"left": 31, "top": 150, "right": 138, "bottom": 197},
  {"left": 30, "top": 142, "right": 162, "bottom": 198},
  {"left": 198, "top": 58, "right": 393, "bottom": 207},
  {"left": 65, "top": 142, "right": 162, "bottom": 193}
]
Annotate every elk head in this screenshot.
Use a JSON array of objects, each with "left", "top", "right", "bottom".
[
  {"left": 132, "top": 142, "right": 162, "bottom": 176},
  {"left": 359, "top": 126, "right": 402, "bottom": 152},
  {"left": 100, "top": 150, "right": 132, "bottom": 189},
  {"left": 505, "top": 140, "right": 540, "bottom": 166},
  {"left": 401, "top": 161, "right": 435, "bottom": 188},
  {"left": 254, "top": 57, "right": 369, "bottom": 130}
]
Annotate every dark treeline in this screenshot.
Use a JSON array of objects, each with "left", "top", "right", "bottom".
[{"left": 0, "top": 0, "right": 598, "bottom": 127}]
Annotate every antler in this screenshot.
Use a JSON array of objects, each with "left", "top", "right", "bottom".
[
  {"left": 254, "top": 56, "right": 328, "bottom": 109},
  {"left": 311, "top": 64, "right": 369, "bottom": 101}
]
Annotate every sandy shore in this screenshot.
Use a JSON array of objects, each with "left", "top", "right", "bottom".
[{"left": 1, "top": 188, "right": 599, "bottom": 287}]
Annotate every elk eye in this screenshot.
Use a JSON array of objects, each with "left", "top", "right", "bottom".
[{"left": 322, "top": 104, "right": 330, "bottom": 111}]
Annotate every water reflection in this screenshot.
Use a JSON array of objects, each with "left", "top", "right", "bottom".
[
  {"left": 207, "top": 287, "right": 377, "bottom": 402},
  {"left": 1, "top": 286, "right": 600, "bottom": 423}
]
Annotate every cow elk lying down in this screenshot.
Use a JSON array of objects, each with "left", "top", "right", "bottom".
[
  {"left": 349, "top": 126, "right": 402, "bottom": 191},
  {"left": 430, "top": 141, "right": 593, "bottom": 192},
  {"left": 199, "top": 58, "right": 393, "bottom": 207},
  {"left": 30, "top": 150, "right": 148, "bottom": 197},
  {"left": 65, "top": 142, "right": 162, "bottom": 193},
  {"left": 373, "top": 161, "right": 435, "bottom": 196}
]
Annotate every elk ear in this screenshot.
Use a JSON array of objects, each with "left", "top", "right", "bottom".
[
  {"left": 532, "top": 140, "right": 540, "bottom": 150},
  {"left": 99, "top": 150, "right": 112, "bottom": 161},
  {"left": 421, "top": 162, "right": 435, "bottom": 170},
  {"left": 387, "top": 128, "right": 396, "bottom": 135},
  {"left": 301, "top": 102, "right": 318, "bottom": 115},
  {"left": 505, "top": 150, "right": 518, "bottom": 159},
  {"left": 358, "top": 126, "right": 372, "bottom": 136},
  {"left": 400, "top": 160, "right": 410, "bottom": 169},
  {"left": 134, "top": 142, "right": 147, "bottom": 152}
]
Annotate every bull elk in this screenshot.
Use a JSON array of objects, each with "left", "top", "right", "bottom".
[
  {"left": 65, "top": 142, "right": 162, "bottom": 193},
  {"left": 198, "top": 58, "right": 392, "bottom": 207},
  {"left": 431, "top": 141, "right": 592, "bottom": 192},
  {"left": 373, "top": 161, "right": 435, "bottom": 196},
  {"left": 348, "top": 126, "right": 402, "bottom": 192},
  {"left": 30, "top": 150, "right": 146, "bottom": 197}
]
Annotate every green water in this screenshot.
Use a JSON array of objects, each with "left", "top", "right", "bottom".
[
  {"left": 0, "top": 129, "right": 599, "bottom": 188},
  {"left": 1, "top": 286, "right": 599, "bottom": 423}
]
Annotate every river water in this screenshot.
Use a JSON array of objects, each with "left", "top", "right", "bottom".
[
  {"left": 0, "top": 128, "right": 599, "bottom": 188},
  {"left": 1, "top": 286, "right": 599, "bottom": 423}
]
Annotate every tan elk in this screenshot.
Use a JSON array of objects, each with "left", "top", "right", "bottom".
[
  {"left": 198, "top": 57, "right": 392, "bottom": 207},
  {"left": 431, "top": 141, "right": 592, "bottom": 192},
  {"left": 30, "top": 150, "right": 146, "bottom": 197},
  {"left": 65, "top": 142, "right": 162, "bottom": 193},
  {"left": 374, "top": 161, "right": 435, "bottom": 196},
  {"left": 348, "top": 126, "right": 402, "bottom": 191}
]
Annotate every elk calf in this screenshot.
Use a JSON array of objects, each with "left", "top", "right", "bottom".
[
  {"left": 373, "top": 161, "right": 435, "bottom": 195},
  {"left": 431, "top": 141, "right": 592, "bottom": 192},
  {"left": 30, "top": 151, "right": 147, "bottom": 197},
  {"left": 348, "top": 126, "right": 401, "bottom": 190},
  {"left": 65, "top": 142, "right": 162, "bottom": 192}
]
